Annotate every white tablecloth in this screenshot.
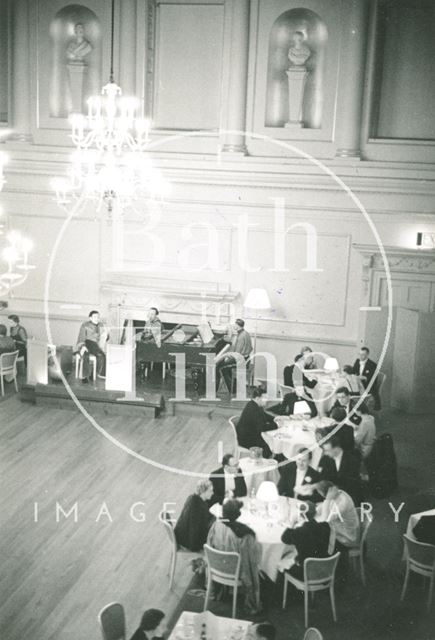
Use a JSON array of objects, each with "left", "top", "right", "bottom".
[
  {"left": 262, "top": 416, "right": 332, "bottom": 468},
  {"left": 169, "top": 610, "right": 250, "bottom": 640},
  {"left": 210, "top": 497, "right": 305, "bottom": 581},
  {"left": 238, "top": 457, "right": 280, "bottom": 495},
  {"left": 406, "top": 508, "right": 435, "bottom": 540}
]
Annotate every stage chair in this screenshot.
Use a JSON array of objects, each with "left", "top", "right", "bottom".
[
  {"left": 159, "top": 510, "right": 198, "bottom": 590},
  {"left": 74, "top": 352, "right": 97, "bottom": 381},
  {"left": 282, "top": 552, "right": 341, "bottom": 628},
  {"left": 349, "top": 508, "right": 373, "bottom": 585},
  {"left": 98, "top": 602, "right": 126, "bottom": 640},
  {"left": 203, "top": 544, "right": 242, "bottom": 618},
  {"left": 0, "top": 350, "right": 19, "bottom": 396},
  {"left": 401, "top": 534, "right": 435, "bottom": 612},
  {"left": 228, "top": 416, "right": 250, "bottom": 459},
  {"left": 303, "top": 629, "right": 323, "bottom": 640}
]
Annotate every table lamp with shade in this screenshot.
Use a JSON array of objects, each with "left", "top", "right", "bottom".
[
  {"left": 324, "top": 357, "right": 340, "bottom": 373},
  {"left": 293, "top": 399, "right": 311, "bottom": 417},
  {"left": 256, "top": 480, "right": 279, "bottom": 519},
  {"left": 244, "top": 288, "right": 271, "bottom": 380}
]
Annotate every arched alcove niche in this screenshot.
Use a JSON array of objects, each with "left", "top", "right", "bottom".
[
  {"left": 49, "top": 4, "right": 102, "bottom": 118},
  {"left": 265, "top": 8, "right": 327, "bottom": 129}
]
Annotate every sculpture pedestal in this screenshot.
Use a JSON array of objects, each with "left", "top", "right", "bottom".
[
  {"left": 67, "top": 62, "right": 87, "bottom": 113},
  {"left": 285, "top": 67, "right": 308, "bottom": 128}
]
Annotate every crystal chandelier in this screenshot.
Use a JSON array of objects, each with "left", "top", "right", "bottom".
[
  {"left": 52, "top": 0, "right": 168, "bottom": 220},
  {"left": 0, "top": 153, "right": 35, "bottom": 296}
]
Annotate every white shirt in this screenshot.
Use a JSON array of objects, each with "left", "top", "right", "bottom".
[
  {"left": 224, "top": 470, "right": 235, "bottom": 495},
  {"left": 359, "top": 360, "right": 366, "bottom": 376},
  {"left": 295, "top": 468, "right": 306, "bottom": 489},
  {"left": 334, "top": 450, "right": 343, "bottom": 472}
]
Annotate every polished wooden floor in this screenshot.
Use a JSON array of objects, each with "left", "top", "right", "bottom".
[{"left": 0, "top": 395, "right": 235, "bottom": 640}]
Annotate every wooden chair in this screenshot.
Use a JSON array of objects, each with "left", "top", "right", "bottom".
[
  {"left": 74, "top": 352, "right": 97, "bottom": 381},
  {"left": 203, "top": 544, "right": 242, "bottom": 618},
  {"left": 98, "top": 602, "right": 126, "bottom": 640},
  {"left": 282, "top": 552, "right": 341, "bottom": 628},
  {"left": 0, "top": 350, "right": 19, "bottom": 396},
  {"left": 303, "top": 629, "right": 323, "bottom": 640},
  {"left": 401, "top": 534, "right": 435, "bottom": 611},
  {"left": 159, "top": 510, "right": 198, "bottom": 590},
  {"left": 228, "top": 416, "right": 250, "bottom": 459},
  {"left": 349, "top": 507, "right": 373, "bottom": 585}
]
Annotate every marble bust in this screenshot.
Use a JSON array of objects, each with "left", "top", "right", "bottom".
[
  {"left": 288, "top": 30, "right": 311, "bottom": 68},
  {"left": 66, "top": 23, "right": 92, "bottom": 63}
]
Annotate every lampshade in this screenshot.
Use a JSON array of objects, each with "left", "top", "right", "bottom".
[
  {"left": 256, "top": 481, "right": 279, "bottom": 502},
  {"left": 293, "top": 400, "right": 311, "bottom": 415},
  {"left": 324, "top": 357, "right": 339, "bottom": 372},
  {"left": 244, "top": 288, "right": 271, "bottom": 310}
]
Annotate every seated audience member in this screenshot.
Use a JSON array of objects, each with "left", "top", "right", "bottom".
[
  {"left": 276, "top": 354, "right": 317, "bottom": 417},
  {"left": 352, "top": 346, "right": 380, "bottom": 409},
  {"left": 350, "top": 403, "right": 376, "bottom": 459},
  {"left": 207, "top": 499, "right": 261, "bottom": 614},
  {"left": 412, "top": 515, "right": 435, "bottom": 546},
  {"left": 316, "top": 481, "right": 360, "bottom": 550},
  {"left": 318, "top": 435, "right": 362, "bottom": 504},
  {"left": 236, "top": 387, "right": 275, "bottom": 457},
  {"left": 301, "top": 345, "right": 316, "bottom": 370},
  {"left": 209, "top": 454, "right": 247, "bottom": 505},
  {"left": 174, "top": 479, "right": 214, "bottom": 551},
  {"left": 329, "top": 387, "right": 354, "bottom": 416},
  {"left": 75, "top": 310, "right": 108, "bottom": 380},
  {"left": 281, "top": 501, "right": 331, "bottom": 579},
  {"left": 329, "top": 406, "right": 356, "bottom": 452},
  {"left": 129, "top": 609, "right": 166, "bottom": 640},
  {"left": 278, "top": 447, "right": 321, "bottom": 501},
  {"left": 215, "top": 318, "right": 252, "bottom": 393},
  {"left": 0, "top": 324, "right": 16, "bottom": 356},
  {"left": 8, "top": 314, "right": 28, "bottom": 364},
  {"left": 248, "top": 623, "right": 276, "bottom": 640},
  {"left": 338, "top": 365, "right": 365, "bottom": 395}
]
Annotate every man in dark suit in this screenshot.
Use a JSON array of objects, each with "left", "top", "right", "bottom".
[
  {"left": 129, "top": 609, "right": 166, "bottom": 640},
  {"left": 209, "top": 453, "right": 247, "bottom": 505},
  {"left": 278, "top": 447, "right": 321, "bottom": 501},
  {"left": 281, "top": 501, "right": 331, "bottom": 579},
  {"left": 352, "top": 346, "right": 380, "bottom": 408},
  {"left": 236, "top": 387, "right": 276, "bottom": 457},
  {"left": 318, "top": 435, "right": 362, "bottom": 504}
]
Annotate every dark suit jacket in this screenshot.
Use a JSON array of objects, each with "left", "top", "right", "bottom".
[
  {"left": 281, "top": 520, "right": 331, "bottom": 568},
  {"left": 209, "top": 466, "right": 247, "bottom": 505},
  {"left": 318, "top": 451, "right": 362, "bottom": 504},
  {"left": 413, "top": 515, "right": 435, "bottom": 546},
  {"left": 352, "top": 358, "right": 377, "bottom": 390},
  {"left": 278, "top": 462, "right": 321, "bottom": 500},
  {"left": 284, "top": 364, "right": 317, "bottom": 390},
  {"left": 174, "top": 493, "right": 211, "bottom": 551},
  {"left": 236, "top": 400, "right": 276, "bottom": 450},
  {"left": 129, "top": 631, "right": 150, "bottom": 640}
]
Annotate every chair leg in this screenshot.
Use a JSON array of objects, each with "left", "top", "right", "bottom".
[
  {"left": 1, "top": 374, "right": 4, "bottom": 397},
  {"left": 232, "top": 584, "right": 237, "bottom": 619},
  {"left": 162, "top": 362, "right": 166, "bottom": 379},
  {"left": 400, "top": 565, "right": 410, "bottom": 601},
  {"left": 304, "top": 588, "right": 309, "bottom": 628},
  {"left": 169, "top": 549, "right": 176, "bottom": 590},
  {"left": 14, "top": 371, "right": 18, "bottom": 392},
  {"left": 427, "top": 574, "right": 434, "bottom": 612},
  {"left": 360, "top": 554, "right": 366, "bottom": 586},
  {"left": 203, "top": 574, "right": 212, "bottom": 612},
  {"left": 282, "top": 575, "right": 288, "bottom": 609},
  {"left": 330, "top": 584, "right": 337, "bottom": 622}
]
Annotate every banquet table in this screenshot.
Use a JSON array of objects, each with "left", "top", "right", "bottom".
[
  {"left": 261, "top": 415, "right": 333, "bottom": 467},
  {"left": 406, "top": 508, "right": 435, "bottom": 540},
  {"left": 169, "top": 610, "right": 250, "bottom": 640},
  {"left": 210, "top": 496, "right": 306, "bottom": 581},
  {"left": 238, "top": 457, "right": 280, "bottom": 495}
]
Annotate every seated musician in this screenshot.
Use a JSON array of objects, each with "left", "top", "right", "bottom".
[
  {"left": 8, "top": 314, "right": 28, "bottom": 364},
  {"left": 75, "top": 310, "right": 108, "bottom": 381},
  {"left": 136, "top": 307, "right": 162, "bottom": 342},
  {"left": 215, "top": 318, "right": 252, "bottom": 393}
]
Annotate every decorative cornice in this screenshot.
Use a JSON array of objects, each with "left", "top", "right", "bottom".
[{"left": 353, "top": 244, "right": 435, "bottom": 274}]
